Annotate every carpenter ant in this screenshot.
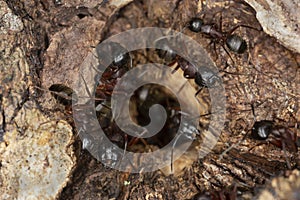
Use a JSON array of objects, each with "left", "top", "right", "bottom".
[
  {"left": 187, "top": 16, "right": 260, "bottom": 63},
  {"left": 245, "top": 103, "right": 299, "bottom": 170},
  {"left": 251, "top": 120, "right": 299, "bottom": 153},
  {"left": 93, "top": 41, "right": 135, "bottom": 152},
  {"left": 219, "top": 102, "right": 299, "bottom": 168},
  {"left": 188, "top": 17, "right": 246, "bottom": 54},
  {"left": 94, "top": 41, "right": 132, "bottom": 105},
  {"left": 249, "top": 104, "right": 299, "bottom": 153},
  {"left": 95, "top": 41, "right": 132, "bottom": 83},
  {"left": 155, "top": 38, "right": 222, "bottom": 96}
]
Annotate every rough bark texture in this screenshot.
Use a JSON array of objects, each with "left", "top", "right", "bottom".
[{"left": 0, "top": 0, "right": 299, "bottom": 199}]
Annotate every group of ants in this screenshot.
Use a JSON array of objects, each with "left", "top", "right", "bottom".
[{"left": 49, "top": 12, "right": 299, "bottom": 180}]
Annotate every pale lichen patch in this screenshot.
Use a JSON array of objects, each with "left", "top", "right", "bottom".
[{"left": 0, "top": 103, "right": 75, "bottom": 200}]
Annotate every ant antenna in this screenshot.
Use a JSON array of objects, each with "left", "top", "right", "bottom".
[
  {"left": 170, "top": 131, "right": 187, "bottom": 174},
  {"left": 96, "top": 0, "right": 109, "bottom": 9},
  {"left": 219, "top": 87, "right": 260, "bottom": 160}
]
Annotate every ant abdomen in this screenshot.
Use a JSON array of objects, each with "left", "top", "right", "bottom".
[
  {"left": 195, "top": 67, "right": 221, "bottom": 88},
  {"left": 226, "top": 34, "right": 247, "bottom": 54}
]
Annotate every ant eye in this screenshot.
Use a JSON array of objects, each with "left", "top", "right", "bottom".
[
  {"left": 226, "top": 34, "right": 247, "bottom": 54},
  {"left": 188, "top": 18, "right": 203, "bottom": 33}
]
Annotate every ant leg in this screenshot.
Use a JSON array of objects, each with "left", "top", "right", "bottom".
[
  {"left": 117, "top": 134, "right": 128, "bottom": 166},
  {"left": 128, "top": 129, "right": 148, "bottom": 146},
  {"left": 195, "top": 86, "right": 204, "bottom": 96},
  {"left": 177, "top": 80, "right": 189, "bottom": 94},
  {"left": 281, "top": 141, "right": 292, "bottom": 169},
  {"left": 251, "top": 103, "right": 257, "bottom": 122},
  {"left": 228, "top": 24, "right": 261, "bottom": 35},
  {"left": 79, "top": 71, "right": 93, "bottom": 99},
  {"left": 221, "top": 44, "right": 235, "bottom": 65},
  {"left": 213, "top": 41, "right": 219, "bottom": 61},
  {"left": 129, "top": 53, "right": 133, "bottom": 69},
  {"left": 128, "top": 137, "right": 141, "bottom": 147},
  {"left": 171, "top": 131, "right": 186, "bottom": 174},
  {"left": 248, "top": 141, "right": 269, "bottom": 152},
  {"left": 219, "top": 11, "right": 223, "bottom": 32},
  {"left": 218, "top": 129, "right": 250, "bottom": 160},
  {"left": 171, "top": 60, "right": 181, "bottom": 74}
]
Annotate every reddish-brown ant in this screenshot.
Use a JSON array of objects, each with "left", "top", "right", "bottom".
[
  {"left": 95, "top": 41, "right": 132, "bottom": 83},
  {"left": 45, "top": 42, "right": 134, "bottom": 156},
  {"left": 155, "top": 37, "right": 222, "bottom": 96},
  {"left": 94, "top": 42, "right": 133, "bottom": 105}
]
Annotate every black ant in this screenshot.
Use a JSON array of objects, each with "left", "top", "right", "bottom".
[
  {"left": 94, "top": 42, "right": 133, "bottom": 105},
  {"left": 95, "top": 41, "right": 132, "bottom": 83},
  {"left": 44, "top": 42, "right": 134, "bottom": 157},
  {"left": 187, "top": 16, "right": 260, "bottom": 63},
  {"left": 252, "top": 122, "right": 299, "bottom": 150},
  {"left": 155, "top": 37, "right": 222, "bottom": 96},
  {"left": 249, "top": 106, "right": 299, "bottom": 169},
  {"left": 219, "top": 101, "right": 299, "bottom": 169},
  {"left": 249, "top": 104, "right": 299, "bottom": 154}
]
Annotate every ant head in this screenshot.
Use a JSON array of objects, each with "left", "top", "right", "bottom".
[
  {"left": 225, "top": 34, "right": 247, "bottom": 54},
  {"left": 96, "top": 41, "right": 132, "bottom": 70},
  {"left": 188, "top": 17, "right": 204, "bottom": 33},
  {"left": 252, "top": 120, "right": 274, "bottom": 140},
  {"left": 109, "top": 42, "right": 131, "bottom": 69}
]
